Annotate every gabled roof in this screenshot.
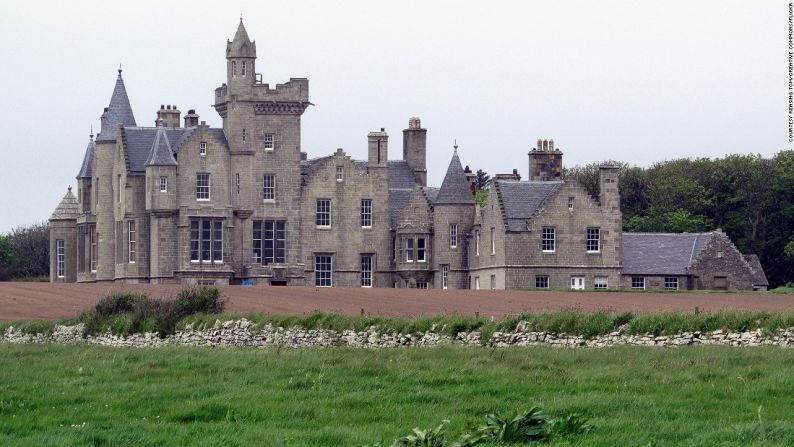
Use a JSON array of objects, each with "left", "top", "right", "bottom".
[
  {"left": 436, "top": 151, "right": 474, "bottom": 205},
  {"left": 123, "top": 126, "right": 202, "bottom": 174},
  {"left": 76, "top": 137, "right": 96, "bottom": 178},
  {"left": 145, "top": 127, "right": 178, "bottom": 166},
  {"left": 622, "top": 232, "right": 713, "bottom": 275},
  {"left": 97, "top": 70, "right": 136, "bottom": 142},
  {"left": 743, "top": 254, "right": 769, "bottom": 287},
  {"left": 496, "top": 180, "right": 564, "bottom": 231},
  {"left": 50, "top": 187, "right": 79, "bottom": 220}
]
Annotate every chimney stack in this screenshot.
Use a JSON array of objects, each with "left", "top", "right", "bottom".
[
  {"left": 367, "top": 128, "right": 388, "bottom": 168},
  {"left": 156, "top": 104, "right": 181, "bottom": 128},
  {"left": 402, "top": 117, "right": 427, "bottom": 186},
  {"left": 528, "top": 138, "right": 563, "bottom": 181},
  {"left": 183, "top": 109, "right": 199, "bottom": 127}
]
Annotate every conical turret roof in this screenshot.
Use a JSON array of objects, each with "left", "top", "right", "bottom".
[
  {"left": 76, "top": 136, "right": 96, "bottom": 178},
  {"left": 436, "top": 148, "right": 474, "bottom": 204},
  {"left": 145, "top": 127, "right": 178, "bottom": 166},
  {"left": 50, "top": 187, "right": 79, "bottom": 220},
  {"left": 226, "top": 19, "right": 256, "bottom": 58},
  {"left": 98, "top": 69, "right": 136, "bottom": 142}
]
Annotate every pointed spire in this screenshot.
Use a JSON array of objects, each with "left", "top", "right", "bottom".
[
  {"left": 436, "top": 145, "right": 475, "bottom": 205},
  {"left": 145, "top": 127, "right": 177, "bottom": 167},
  {"left": 227, "top": 19, "right": 256, "bottom": 58},
  {"left": 77, "top": 135, "right": 97, "bottom": 178},
  {"left": 97, "top": 68, "right": 136, "bottom": 142},
  {"left": 50, "top": 186, "right": 79, "bottom": 221}
]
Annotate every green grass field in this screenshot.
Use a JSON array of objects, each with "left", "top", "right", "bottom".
[{"left": 1, "top": 345, "right": 794, "bottom": 446}]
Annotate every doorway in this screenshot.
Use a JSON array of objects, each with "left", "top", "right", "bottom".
[{"left": 570, "top": 276, "right": 585, "bottom": 290}]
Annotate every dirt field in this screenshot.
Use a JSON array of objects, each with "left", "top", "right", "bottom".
[{"left": 1, "top": 282, "right": 793, "bottom": 322}]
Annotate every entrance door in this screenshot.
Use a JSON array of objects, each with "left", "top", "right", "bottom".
[{"left": 570, "top": 276, "right": 585, "bottom": 290}]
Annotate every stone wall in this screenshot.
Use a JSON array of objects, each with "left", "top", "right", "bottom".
[{"left": 4, "top": 320, "right": 794, "bottom": 349}]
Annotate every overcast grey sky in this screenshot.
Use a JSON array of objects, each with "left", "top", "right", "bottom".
[{"left": 0, "top": 0, "right": 787, "bottom": 233}]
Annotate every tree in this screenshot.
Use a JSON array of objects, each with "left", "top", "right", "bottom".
[
  {"left": 0, "top": 234, "right": 20, "bottom": 280},
  {"left": 8, "top": 222, "right": 49, "bottom": 279},
  {"left": 474, "top": 169, "right": 491, "bottom": 191}
]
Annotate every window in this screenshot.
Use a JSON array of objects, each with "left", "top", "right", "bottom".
[
  {"left": 56, "top": 239, "right": 65, "bottom": 278},
  {"left": 474, "top": 276, "right": 480, "bottom": 290},
  {"left": 568, "top": 196, "right": 575, "bottom": 210},
  {"left": 242, "top": 129, "right": 246, "bottom": 142},
  {"left": 199, "top": 141, "right": 207, "bottom": 156},
  {"left": 241, "top": 61, "right": 247, "bottom": 76},
  {"left": 128, "top": 220, "right": 136, "bottom": 263},
  {"left": 490, "top": 227, "right": 495, "bottom": 255},
  {"left": 253, "top": 220, "right": 286, "bottom": 264},
  {"left": 90, "top": 224, "right": 97, "bottom": 272},
  {"left": 631, "top": 276, "right": 645, "bottom": 289},
  {"left": 196, "top": 173, "right": 210, "bottom": 200},
  {"left": 336, "top": 166, "right": 344, "bottom": 182},
  {"left": 713, "top": 276, "right": 728, "bottom": 289},
  {"left": 232, "top": 61, "right": 237, "bottom": 76},
  {"left": 159, "top": 176, "right": 167, "bottom": 192},
  {"left": 442, "top": 265, "right": 449, "bottom": 289},
  {"left": 361, "top": 255, "right": 373, "bottom": 287},
  {"left": 587, "top": 228, "right": 601, "bottom": 253},
  {"left": 594, "top": 276, "right": 608, "bottom": 289},
  {"left": 235, "top": 173, "right": 240, "bottom": 195},
  {"left": 263, "top": 174, "right": 275, "bottom": 201},
  {"left": 450, "top": 224, "right": 458, "bottom": 248},
  {"left": 190, "top": 218, "right": 223, "bottom": 263},
  {"left": 475, "top": 230, "right": 480, "bottom": 256},
  {"left": 490, "top": 275, "right": 496, "bottom": 290},
  {"left": 316, "top": 199, "right": 331, "bottom": 227},
  {"left": 405, "top": 238, "right": 414, "bottom": 262},
  {"left": 417, "top": 238, "right": 426, "bottom": 262},
  {"left": 541, "top": 227, "right": 555, "bottom": 252},
  {"left": 664, "top": 277, "right": 679, "bottom": 290},
  {"left": 535, "top": 275, "right": 549, "bottom": 289},
  {"left": 264, "top": 133, "right": 274, "bottom": 150},
  {"left": 393, "top": 238, "right": 397, "bottom": 261},
  {"left": 315, "top": 255, "right": 332, "bottom": 287},
  {"left": 416, "top": 281, "right": 428, "bottom": 289},
  {"left": 360, "top": 199, "right": 372, "bottom": 227}
]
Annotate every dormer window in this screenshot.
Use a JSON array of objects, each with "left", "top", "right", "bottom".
[
  {"left": 199, "top": 141, "right": 207, "bottom": 156},
  {"left": 264, "top": 133, "right": 274, "bottom": 150}
]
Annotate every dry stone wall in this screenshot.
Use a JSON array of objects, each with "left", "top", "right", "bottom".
[{"left": 4, "top": 319, "right": 794, "bottom": 349}]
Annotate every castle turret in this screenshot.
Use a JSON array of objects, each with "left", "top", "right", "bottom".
[
  {"left": 49, "top": 187, "right": 79, "bottom": 282},
  {"left": 368, "top": 128, "right": 388, "bottom": 168},
  {"left": 226, "top": 19, "right": 256, "bottom": 92},
  {"left": 76, "top": 133, "right": 96, "bottom": 214},
  {"left": 402, "top": 117, "right": 427, "bottom": 186},
  {"left": 528, "top": 138, "right": 563, "bottom": 181}
]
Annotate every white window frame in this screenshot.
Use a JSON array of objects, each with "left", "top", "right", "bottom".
[
  {"left": 360, "top": 254, "right": 373, "bottom": 288},
  {"left": 315, "top": 255, "right": 332, "bottom": 287},
  {"left": 475, "top": 276, "right": 480, "bottom": 290},
  {"left": 199, "top": 141, "right": 207, "bottom": 157},
  {"left": 568, "top": 196, "right": 575, "bottom": 211},
  {"left": 475, "top": 230, "right": 480, "bottom": 256},
  {"left": 159, "top": 176, "right": 168, "bottom": 192},
  {"left": 263, "top": 133, "right": 274, "bottom": 150},
  {"left": 405, "top": 238, "right": 414, "bottom": 263},
  {"left": 190, "top": 218, "right": 224, "bottom": 264},
  {"left": 360, "top": 199, "right": 372, "bottom": 228},
  {"left": 631, "top": 276, "right": 645, "bottom": 290},
  {"left": 449, "top": 224, "right": 458, "bottom": 248},
  {"left": 316, "top": 199, "right": 331, "bottom": 227},
  {"left": 336, "top": 166, "right": 344, "bottom": 182},
  {"left": 196, "top": 173, "right": 210, "bottom": 201},
  {"left": 490, "top": 227, "right": 495, "bottom": 255},
  {"left": 541, "top": 227, "right": 555, "bottom": 253},
  {"left": 664, "top": 277, "right": 679, "bottom": 290},
  {"left": 128, "top": 220, "right": 136, "bottom": 264},
  {"left": 263, "top": 174, "right": 275, "bottom": 201},
  {"left": 417, "top": 237, "right": 426, "bottom": 263},
  {"left": 535, "top": 275, "right": 549, "bottom": 289},
  {"left": 587, "top": 227, "right": 601, "bottom": 253},
  {"left": 442, "top": 265, "right": 449, "bottom": 289},
  {"left": 416, "top": 281, "right": 428, "bottom": 289},
  {"left": 594, "top": 276, "right": 608, "bottom": 290},
  {"left": 56, "top": 239, "right": 65, "bottom": 278}
]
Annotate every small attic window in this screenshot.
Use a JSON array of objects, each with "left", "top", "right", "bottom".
[
  {"left": 200, "top": 142, "right": 207, "bottom": 156},
  {"left": 568, "top": 196, "right": 574, "bottom": 210},
  {"left": 336, "top": 166, "right": 344, "bottom": 182}
]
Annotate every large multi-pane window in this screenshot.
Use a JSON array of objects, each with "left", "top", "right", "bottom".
[
  {"left": 631, "top": 276, "right": 645, "bottom": 289},
  {"left": 190, "top": 218, "right": 223, "bottom": 263},
  {"left": 442, "top": 265, "right": 449, "bottom": 289},
  {"left": 594, "top": 276, "right": 608, "bottom": 289},
  {"left": 586, "top": 228, "right": 601, "bottom": 252},
  {"left": 535, "top": 275, "right": 549, "bottom": 289},
  {"left": 315, "top": 255, "right": 332, "bottom": 287},
  {"left": 449, "top": 224, "right": 458, "bottom": 248},
  {"left": 263, "top": 174, "right": 275, "bottom": 201},
  {"left": 360, "top": 255, "right": 373, "bottom": 287},
  {"left": 316, "top": 199, "right": 331, "bottom": 227},
  {"left": 90, "top": 224, "right": 97, "bottom": 272},
  {"left": 196, "top": 173, "right": 210, "bottom": 200},
  {"left": 417, "top": 238, "right": 426, "bottom": 262},
  {"left": 405, "top": 238, "right": 414, "bottom": 262},
  {"left": 360, "top": 199, "right": 372, "bottom": 228},
  {"left": 664, "top": 277, "right": 679, "bottom": 290},
  {"left": 128, "top": 220, "right": 136, "bottom": 264},
  {"left": 56, "top": 239, "right": 65, "bottom": 278},
  {"left": 264, "top": 133, "right": 274, "bottom": 150},
  {"left": 541, "top": 227, "right": 555, "bottom": 252},
  {"left": 253, "top": 220, "right": 286, "bottom": 264}
]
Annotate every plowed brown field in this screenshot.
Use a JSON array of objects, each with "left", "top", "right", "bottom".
[{"left": 1, "top": 282, "right": 793, "bottom": 322}]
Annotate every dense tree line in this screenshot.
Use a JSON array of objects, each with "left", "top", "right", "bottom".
[
  {"left": 0, "top": 222, "right": 49, "bottom": 280},
  {"left": 564, "top": 151, "right": 794, "bottom": 287}
]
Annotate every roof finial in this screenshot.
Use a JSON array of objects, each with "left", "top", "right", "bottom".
[
  {"left": 117, "top": 64, "right": 122, "bottom": 78},
  {"left": 240, "top": 13, "right": 243, "bottom": 22},
  {"left": 453, "top": 139, "right": 458, "bottom": 153},
  {"left": 89, "top": 125, "right": 94, "bottom": 141},
  {"left": 68, "top": 185, "right": 72, "bottom": 193}
]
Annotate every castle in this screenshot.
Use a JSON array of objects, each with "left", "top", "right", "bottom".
[{"left": 48, "top": 21, "right": 768, "bottom": 291}]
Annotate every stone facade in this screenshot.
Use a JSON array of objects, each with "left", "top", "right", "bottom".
[{"left": 48, "top": 21, "right": 766, "bottom": 291}]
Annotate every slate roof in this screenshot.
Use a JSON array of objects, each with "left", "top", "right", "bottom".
[
  {"left": 77, "top": 138, "right": 96, "bottom": 178},
  {"left": 743, "top": 254, "right": 769, "bottom": 287},
  {"left": 422, "top": 187, "right": 439, "bottom": 206},
  {"left": 227, "top": 20, "right": 255, "bottom": 57},
  {"left": 50, "top": 187, "right": 79, "bottom": 220},
  {"left": 97, "top": 71, "right": 136, "bottom": 142},
  {"left": 436, "top": 151, "right": 474, "bottom": 204},
  {"left": 622, "top": 233, "right": 713, "bottom": 275},
  {"left": 123, "top": 127, "right": 201, "bottom": 174},
  {"left": 389, "top": 161, "right": 418, "bottom": 227},
  {"left": 496, "top": 180, "right": 564, "bottom": 231},
  {"left": 145, "top": 127, "right": 178, "bottom": 166}
]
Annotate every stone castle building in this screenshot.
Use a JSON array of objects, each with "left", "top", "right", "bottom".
[{"left": 49, "top": 21, "right": 767, "bottom": 291}]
